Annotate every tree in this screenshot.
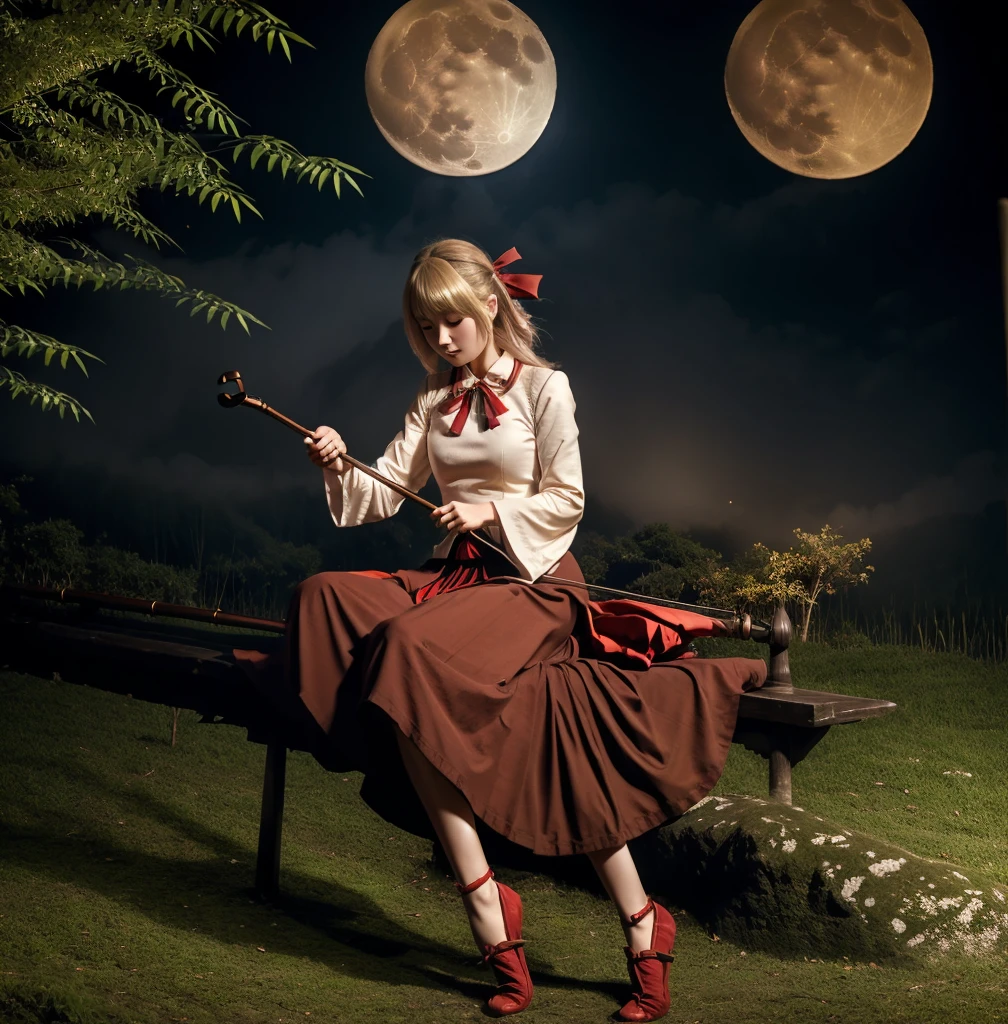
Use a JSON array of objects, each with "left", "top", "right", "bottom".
[
  {"left": 573, "top": 523, "right": 723, "bottom": 602},
  {"left": 85, "top": 542, "right": 198, "bottom": 601},
  {"left": 627, "top": 523, "right": 722, "bottom": 602},
  {"left": 703, "top": 526, "right": 874, "bottom": 640},
  {"left": 0, "top": 0, "right": 366, "bottom": 421},
  {"left": 777, "top": 525, "right": 874, "bottom": 641},
  {"left": 8, "top": 516, "right": 87, "bottom": 586}
]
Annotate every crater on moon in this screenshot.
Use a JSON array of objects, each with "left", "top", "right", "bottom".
[
  {"left": 725, "top": 0, "right": 933, "bottom": 178},
  {"left": 365, "top": 0, "right": 556, "bottom": 176}
]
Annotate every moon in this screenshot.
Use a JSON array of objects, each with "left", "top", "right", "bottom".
[
  {"left": 365, "top": 0, "right": 556, "bottom": 176},
  {"left": 725, "top": 0, "right": 933, "bottom": 178}
]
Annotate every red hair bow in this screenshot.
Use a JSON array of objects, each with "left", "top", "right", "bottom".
[{"left": 493, "top": 247, "right": 542, "bottom": 300}]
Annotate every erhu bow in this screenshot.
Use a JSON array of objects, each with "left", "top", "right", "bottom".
[{"left": 216, "top": 369, "right": 769, "bottom": 641}]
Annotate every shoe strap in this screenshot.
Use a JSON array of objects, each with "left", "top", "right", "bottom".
[
  {"left": 624, "top": 897, "right": 655, "bottom": 927},
  {"left": 482, "top": 938, "right": 525, "bottom": 962},
  {"left": 624, "top": 946, "right": 676, "bottom": 965},
  {"left": 455, "top": 866, "right": 494, "bottom": 895}
]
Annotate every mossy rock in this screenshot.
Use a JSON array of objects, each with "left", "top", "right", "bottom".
[{"left": 631, "top": 794, "right": 1008, "bottom": 963}]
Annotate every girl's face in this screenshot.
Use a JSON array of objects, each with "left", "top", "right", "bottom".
[{"left": 417, "top": 294, "right": 498, "bottom": 370}]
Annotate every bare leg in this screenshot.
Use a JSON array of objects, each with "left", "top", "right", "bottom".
[
  {"left": 588, "top": 845, "right": 654, "bottom": 951},
  {"left": 395, "top": 729, "right": 507, "bottom": 948}
]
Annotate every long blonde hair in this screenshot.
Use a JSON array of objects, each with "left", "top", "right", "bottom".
[{"left": 401, "top": 238, "right": 554, "bottom": 374}]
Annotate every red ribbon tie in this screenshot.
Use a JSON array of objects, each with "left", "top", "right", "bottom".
[{"left": 439, "top": 380, "right": 510, "bottom": 435}]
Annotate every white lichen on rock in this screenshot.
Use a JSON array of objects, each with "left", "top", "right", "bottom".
[
  {"left": 869, "top": 858, "right": 907, "bottom": 878},
  {"left": 957, "top": 898, "right": 983, "bottom": 926},
  {"left": 659, "top": 794, "right": 1008, "bottom": 962}
]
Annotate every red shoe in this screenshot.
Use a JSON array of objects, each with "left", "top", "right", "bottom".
[
  {"left": 616, "top": 898, "right": 676, "bottom": 1022},
  {"left": 456, "top": 868, "right": 533, "bottom": 1017}
]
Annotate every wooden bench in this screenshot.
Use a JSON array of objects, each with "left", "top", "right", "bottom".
[{"left": 0, "top": 589, "right": 896, "bottom": 899}]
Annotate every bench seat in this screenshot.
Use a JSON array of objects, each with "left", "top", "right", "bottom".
[{"left": 0, "top": 601, "right": 897, "bottom": 897}]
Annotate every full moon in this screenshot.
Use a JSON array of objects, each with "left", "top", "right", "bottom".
[
  {"left": 725, "top": 0, "right": 933, "bottom": 179},
  {"left": 364, "top": 0, "right": 556, "bottom": 176}
]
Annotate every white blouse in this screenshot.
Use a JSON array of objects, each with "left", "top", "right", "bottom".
[{"left": 323, "top": 351, "right": 584, "bottom": 581}]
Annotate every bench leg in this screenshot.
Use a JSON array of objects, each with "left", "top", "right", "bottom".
[
  {"left": 769, "top": 746, "right": 793, "bottom": 805},
  {"left": 255, "top": 739, "right": 287, "bottom": 899}
]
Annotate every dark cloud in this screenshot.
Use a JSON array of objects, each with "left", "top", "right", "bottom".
[{"left": 2, "top": 170, "right": 1001, "bottom": 563}]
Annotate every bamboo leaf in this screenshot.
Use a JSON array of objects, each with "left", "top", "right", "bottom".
[
  {"left": 249, "top": 143, "right": 266, "bottom": 169},
  {"left": 211, "top": 192, "right": 222, "bottom": 212},
  {"left": 343, "top": 172, "right": 363, "bottom": 197},
  {"left": 220, "top": 309, "right": 231, "bottom": 329},
  {"left": 235, "top": 311, "right": 249, "bottom": 334},
  {"left": 280, "top": 33, "right": 292, "bottom": 61},
  {"left": 317, "top": 167, "right": 331, "bottom": 190},
  {"left": 60, "top": 349, "right": 69, "bottom": 369},
  {"left": 231, "top": 196, "right": 240, "bottom": 222}
]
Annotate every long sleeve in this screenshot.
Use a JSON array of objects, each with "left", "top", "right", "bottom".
[
  {"left": 491, "top": 370, "right": 584, "bottom": 581},
  {"left": 324, "top": 378, "right": 434, "bottom": 527}
]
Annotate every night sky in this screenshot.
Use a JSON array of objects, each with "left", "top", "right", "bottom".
[{"left": 2, "top": 0, "right": 1005, "bottom": 602}]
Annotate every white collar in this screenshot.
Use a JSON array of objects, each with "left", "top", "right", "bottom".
[{"left": 452, "top": 352, "right": 516, "bottom": 394}]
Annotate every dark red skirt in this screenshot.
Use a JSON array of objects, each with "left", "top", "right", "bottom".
[{"left": 235, "top": 540, "right": 767, "bottom": 856}]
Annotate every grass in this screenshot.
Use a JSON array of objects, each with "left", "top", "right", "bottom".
[
  {"left": 1, "top": 639, "right": 1006, "bottom": 1023},
  {"left": 701, "top": 638, "right": 1008, "bottom": 881},
  {"left": 807, "top": 597, "right": 1008, "bottom": 663}
]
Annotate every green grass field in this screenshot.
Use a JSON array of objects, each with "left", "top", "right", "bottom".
[{"left": 1, "top": 640, "right": 1005, "bottom": 1024}]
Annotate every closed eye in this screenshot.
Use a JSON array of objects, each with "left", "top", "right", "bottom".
[{"left": 420, "top": 318, "right": 462, "bottom": 330}]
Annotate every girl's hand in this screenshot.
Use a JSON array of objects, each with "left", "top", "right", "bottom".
[
  {"left": 305, "top": 425, "right": 347, "bottom": 472},
  {"left": 431, "top": 501, "right": 495, "bottom": 534}
]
